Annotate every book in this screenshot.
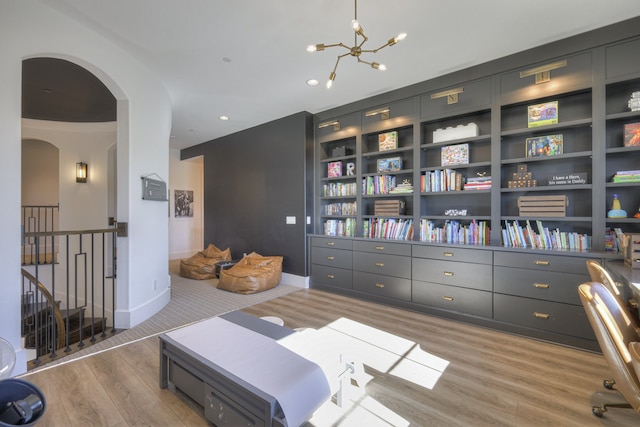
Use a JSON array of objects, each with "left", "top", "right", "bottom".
[
  {"left": 327, "top": 161, "right": 342, "bottom": 178},
  {"left": 378, "top": 131, "right": 398, "bottom": 152},
  {"left": 528, "top": 101, "right": 558, "bottom": 128},
  {"left": 623, "top": 122, "right": 640, "bottom": 146},
  {"left": 441, "top": 143, "right": 469, "bottom": 166},
  {"left": 526, "top": 134, "right": 563, "bottom": 157}
]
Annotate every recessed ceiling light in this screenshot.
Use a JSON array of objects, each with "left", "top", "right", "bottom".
[
  {"left": 222, "top": 57, "right": 231, "bottom": 63},
  {"left": 219, "top": 116, "right": 229, "bottom": 121},
  {"left": 306, "top": 79, "right": 319, "bottom": 86}
]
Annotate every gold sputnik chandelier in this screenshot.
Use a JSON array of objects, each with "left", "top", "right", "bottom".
[{"left": 307, "top": 0, "right": 407, "bottom": 89}]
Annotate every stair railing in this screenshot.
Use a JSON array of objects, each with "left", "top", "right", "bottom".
[
  {"left": 21, "top": 268, "right": 65, "bottom": 353},
  {"left": 21, "top": 204, "right": 59, "bottom": 265},
  {"left": 21, "top": 227, "right": 118, "bottom": 365}
]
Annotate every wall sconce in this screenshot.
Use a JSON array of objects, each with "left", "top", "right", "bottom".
[
  {"left": 431, "top": 87, "right": 464, "bottom": 105},
  {"left": 520, "top": 59, "right": 567, "bottom": 84},
  {"left": 318, "top": 120, "right": 341, "bottom": 131},
  {"left": 76, "top": 162, "right": 88, "bottom": 183},
  {"left": 365, "top": 107, "right": 390, "bottom": 120}
]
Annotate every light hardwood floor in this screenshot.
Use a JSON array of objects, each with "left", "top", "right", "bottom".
[{"left": 21, "top": 289, "right": 639, "bottom": 426}]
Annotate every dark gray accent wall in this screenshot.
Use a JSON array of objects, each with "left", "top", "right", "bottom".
[{"left": 182, "top": 111, "right": 313, "bottom": 276}]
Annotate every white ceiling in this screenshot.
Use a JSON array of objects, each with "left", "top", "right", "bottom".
[{"left": 40, "top": 0, "right": 640, "bottom": 150}]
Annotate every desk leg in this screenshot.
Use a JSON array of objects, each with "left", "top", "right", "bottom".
[{"left": 159, "top": 340, "right": 168, "bottom": 389}]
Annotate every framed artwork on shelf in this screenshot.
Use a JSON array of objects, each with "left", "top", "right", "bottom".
[
  {"left": 527, "top": 101, "right": 558, "bottom": 128},
  {"left": 623, "top": 122, "right": 640, "bottom": 146},
  {"left": 526, "top": 134, "right": 563, "bottom": 157},
  {"left": 441, "top": 143, "right": 469, "bottom": 166},
  {"left": 378, "top": 131, "right": 398, "bottom": 152},
  {"left": 328, "top": 161, "right": 342, "bottom": 178},
  {"left": 377, "top": 157, "right": 402, "bottom": 172}
]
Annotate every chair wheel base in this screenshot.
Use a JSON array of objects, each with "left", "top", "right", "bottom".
[
  {"left": 592, "top": 405, "right": 605, "bottom": 417},
  {"left": 603, "top": 379, "right": 615, "bottom": 390}
]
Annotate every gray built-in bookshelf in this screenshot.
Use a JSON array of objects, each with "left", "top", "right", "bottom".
[{"left": 310, "top": 17, "right": 640, "bottom": 351}]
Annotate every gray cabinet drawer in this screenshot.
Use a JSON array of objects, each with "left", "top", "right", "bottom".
[
  {"left": 412, "top": 280, "right": 492, "bottom": 318},
  {"left": 420, "top": 77, "right": 491, "bottom": 119},
  {"left": 311, "top": 264, "right": 352, "bottom": 290},
  {"left": 353, "top": 271, "right": 411, "bottom": 302},
  {"left": 494, "top": 294, "right": 595, "bottom": 340},
  {"left": 311, "top": 247, "right": 352, "bottom": 269},
  {"left": 606, "top": 38, "right": 640, "bottom": 80},
  {"left": 412, "top": 258, "right": 492, "bottom": 291},
  {"left": 493, "top": 251, "right": 597, "bottom": 275},
  {"left": 353, "top": 251, "right": 411, "bottom": 279},
  {"left": 412, "top": 245, "right": 492, "bottom": 264},
  {"left": 494, "top": 266, "right": 589, "bottom": 305},
  {"left": 500, "top": 51, "right": 592, "bottom": 104},
  {"left": 353, "top": 240, "right": 411, "bottom": 256},
  {"left": 311, "top": 236, "right": 353, "bottom": 250}
]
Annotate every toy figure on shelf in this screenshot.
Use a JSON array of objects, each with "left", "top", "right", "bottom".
[{"left": 607, "top": 194, "right": 627, "bottom": 218}]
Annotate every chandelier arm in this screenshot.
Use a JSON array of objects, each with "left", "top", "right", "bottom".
[{"left": 370, "top": 41, "right": 393, "bottom": 53}]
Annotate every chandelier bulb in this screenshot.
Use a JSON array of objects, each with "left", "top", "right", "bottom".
[
  {"left": 307, "top": 45, "right": 317, "bottom": 52},
  {"left": 327, "top": 71, "right": 336, "bottom": 89}
]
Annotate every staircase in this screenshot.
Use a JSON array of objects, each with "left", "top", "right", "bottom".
[{"left": 21, "top": 268, "right": 117, "bottom": 369}]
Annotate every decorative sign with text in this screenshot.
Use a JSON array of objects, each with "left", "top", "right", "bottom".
[{"left": 547, "top": 172, "right": 587, "bottom": 185}]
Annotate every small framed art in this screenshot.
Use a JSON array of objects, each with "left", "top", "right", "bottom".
[
  {"left": 327, "top": 161, "right": 342, "bottom": 178},
  {"left": 526, "top": 134, "right": 563, "bottom": 157},
  {"left": 528, "top": 101, "right": 558, "bottom": 128},
  {"left": 378, "top": 131, "right": 398, "bottom": 152},
  {"left": 624, "top": 122, "right": 640, "bottom": 146},
  {"left": 377, "top": 157, "right": 402, "bottom": 172},
  {"left": 441, "top": 143, "right": 469, "bottom": 166}
]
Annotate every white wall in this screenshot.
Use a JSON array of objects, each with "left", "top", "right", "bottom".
[
  {"left": 1, "top": 1, "right": 172, "bottom": 375},
  {"left": 169, "top": 150, "right": 204, "bottom": 259},
  {"left": 22, "top": 120, "right": 114, "bottom": 230}
]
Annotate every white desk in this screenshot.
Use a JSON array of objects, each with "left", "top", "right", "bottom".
[{"left": 159, "top": 311, "right": 331, "bottom": 427}]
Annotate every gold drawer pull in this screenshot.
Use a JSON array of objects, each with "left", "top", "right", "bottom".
[
  {"left": 327, "top": 241, "right": 335, "bottom": 246},
  {"left": 375, "top": 283, "right": 385, "bottom": 288},
  {"left": 375, "top": 246, "right": 385, "bottom": 251},
  {"left": 533, "top": 283, "right": 550, "bottom": 289},
  {"left": 442, "top": 296, "right": 454, "bottom": 301},
  {"left": 444, "top": 271, "right": 454, "bottom": 276},
  {"left": 327, "top": 256, "right": 335, "bottom": 260},
  {"left": 534, "top": 312, "right": 550, "bottom": 319},
  {"left": 443, "top": 252, "right": 454, "bottom": 257},
  {"left": 534, "top": 260, "right": 550, "bottom": 266},
  {"left": 375, "top": 262, "right": 384, "bottom": 267},
  {"left": 327, "top": 274, "right": 335, "bottom": 279}
]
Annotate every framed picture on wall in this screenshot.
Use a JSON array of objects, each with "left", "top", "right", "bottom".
[{"left": 174, "top": 190, "right": 194, "bottom": 217}]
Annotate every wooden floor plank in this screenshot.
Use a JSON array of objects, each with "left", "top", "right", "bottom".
[{"left": 20, "top": 288, "right": 640, "bottom": 426}]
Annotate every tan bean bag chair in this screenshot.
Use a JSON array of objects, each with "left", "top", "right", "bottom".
[
  {"left": 217, "top": 252, "right": 283, "bottom": 294},
  {"left": 179, "top": 244, "right": 231, "bottom": 280}
]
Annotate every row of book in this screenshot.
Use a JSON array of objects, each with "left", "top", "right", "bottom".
[
  {"left": 419, "top": 219, "right": 490, "bottom": 245},
  {"left": 363, "top": 175, "right": 398, "bottom": 195},
  {"left": 502, "top": 220, "right": 591, "bottom": 251},
  {"left": 420, "top": 169, "right": 492, "bottom": 192},
  {"left": 611, "top": 169, "right": 640, "bottom": 183},
  {"left": 421, "top": 169, "right": 463, "bottom": 192},
  {"left": 324, "top": 202, "right": 356, "bottom": 216},
  {"left": 323, "top": 182, "right": 358, "bottom": 197},
  {"left": 363, "top": 218, "right": 414, "bottom": 240},
  {"left": 463, "top": 176, "right": 492, "bottom": 191},
  {"left": 323, "top": 218, "right": 356, "bottom": 237},
  {"left": 604, "top": 227, "right": 626, "bottom": 252}
]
